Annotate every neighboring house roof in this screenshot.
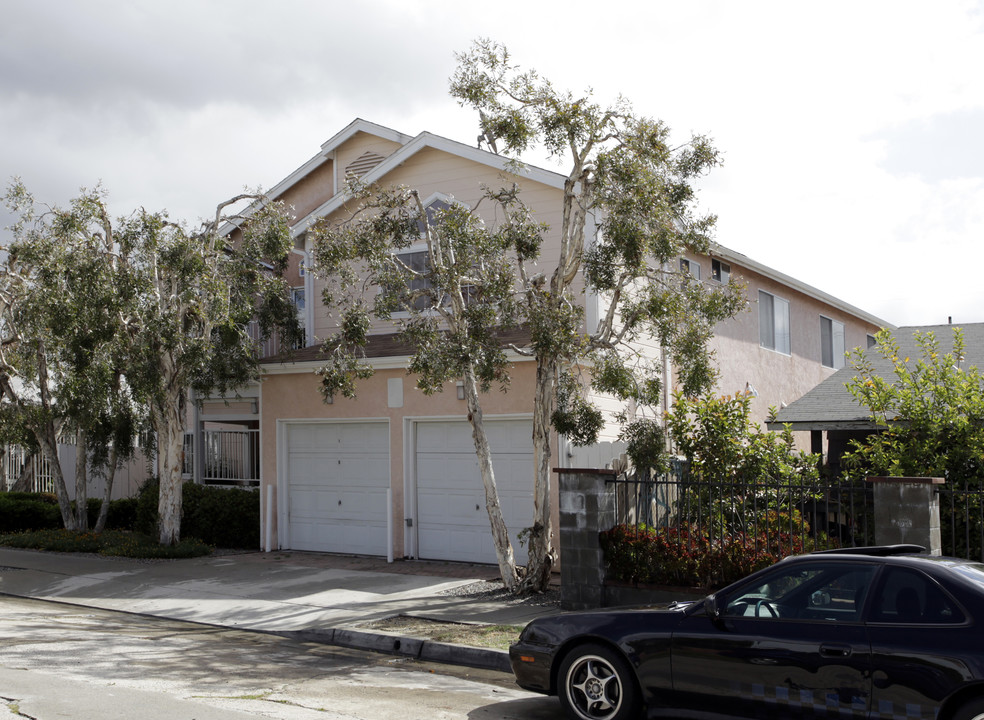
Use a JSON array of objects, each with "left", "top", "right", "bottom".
[{"left": 768, "top": 323, "right": 984, "bottom": 431}]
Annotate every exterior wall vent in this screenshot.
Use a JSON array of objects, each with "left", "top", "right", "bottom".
[{"left": 345, "top": 151, "right": 386, "bottom": 180}]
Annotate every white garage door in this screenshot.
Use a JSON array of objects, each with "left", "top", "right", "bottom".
[
  {"left": 415, "top": 419, "right": 533, "bottom": 565},
  {"left": 285, "top": 421, "right": 389, "bottom": 555}
]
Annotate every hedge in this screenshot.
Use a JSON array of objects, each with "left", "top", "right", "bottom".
[
  {"left": 136, "top": 478, "right": 259, "bottom": 549},
  {"left": 2, "top": 481, "right": 259, "bottom": 549},
  {"left": 600, "top": 522, "right": 824, "bottom": 589}
]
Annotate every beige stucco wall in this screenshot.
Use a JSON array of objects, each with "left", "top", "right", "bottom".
[
  {"left": 702, "top": 259, "right": 883, "bottom": 441},
  {"left": 259, "top": 358, "right": 561, "bottom": 558},
  {"left": 309, "top": 145, "right": 569, "bottom": 340}
]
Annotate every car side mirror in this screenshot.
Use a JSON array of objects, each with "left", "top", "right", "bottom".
[{"left": 705, "top": 594, "right": 721, "bottom": 621}]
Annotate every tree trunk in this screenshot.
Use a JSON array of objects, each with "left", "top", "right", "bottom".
[
  {"left": 156, "top": 383, "right": 187, "bottom": 546},
  {"left": 74, "top": 427, "right": 88, "bottom": 531},
  {"left": 93, "top": 443, "right": 119, "bottom": 534},
  {"left": 462, "top": 368, "right": 519, "bottom": 590},
  {"left": 519, "top": 355, "right": 557, "bottom": 593},
  {"left": 9, "top": 449, "right": 35, "bottom": 492},
  {"left": 36, "top": 426, "right": 76, "bottom": 530}
]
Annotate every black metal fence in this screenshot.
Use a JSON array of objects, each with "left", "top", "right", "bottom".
[
  {"left": 940, "top": 483, "right": 984, "bottom": 561},
  {"left": 607, "top": 462, "right": 873, "bottom": 554},
  {"left": 608, "top": 465, "right": 984, "bottom": 562}
]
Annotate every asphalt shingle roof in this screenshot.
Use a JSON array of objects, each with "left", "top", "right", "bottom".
[{"left": 769, "top": 323, "right": 984, "bottom": 431}]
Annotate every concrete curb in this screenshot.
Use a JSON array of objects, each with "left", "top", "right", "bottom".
[{"left": 279, "top": 626, "right": 511, "bottom": 673}]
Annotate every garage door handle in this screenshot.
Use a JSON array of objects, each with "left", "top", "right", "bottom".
[
  {"left": 476, "top": 504, "right": 480, "bottom": 511},
  {"left": 820, "top": 644, "right": 851, "bottom": 658}
]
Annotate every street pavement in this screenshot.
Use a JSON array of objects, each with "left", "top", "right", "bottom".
[{"left": 0, "top": 547, "right": 560, "bottom": 673}]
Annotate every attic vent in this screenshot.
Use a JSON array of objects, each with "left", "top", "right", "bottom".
[{"left": 345, "top": 151, "right": 385, "bottom": 179}]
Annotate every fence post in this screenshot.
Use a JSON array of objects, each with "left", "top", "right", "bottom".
[
  {"left": 556, "top": 468, "right": 616, "bottom": 611},
  {"left": 866, "top": 477, "right": 943, "bottom": 555}
]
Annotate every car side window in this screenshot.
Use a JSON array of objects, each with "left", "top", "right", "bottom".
[
  {"left": 723, "top": 562, "right": 876, "bottom": 621},
  {"left": 869, "top": 568, "right": 965, "bottom": 624}
]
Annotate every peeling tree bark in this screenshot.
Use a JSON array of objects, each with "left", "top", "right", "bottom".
[{"left": 461, "top": 365, "right": 520, "bottom": 590}]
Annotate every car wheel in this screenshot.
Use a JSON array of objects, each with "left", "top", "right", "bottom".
[
  {"left": 953, "top": 698, "right": 984, "bottom": 720},
  {"left": 558, "top": 643, "right": 639, "bottom": 720}
]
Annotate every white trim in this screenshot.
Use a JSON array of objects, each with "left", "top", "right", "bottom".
[
  {"left": 714, "top": 244, "right": 892, "bottom": 329},
  {"left": 260, "top": 349, "right": 535, "bottom": 375},
  {"left": 291, "top": 132, "right": 566, "bottom": 236},
  {"left": 218, "top": 119, "right": 413, "bottom": 236}
]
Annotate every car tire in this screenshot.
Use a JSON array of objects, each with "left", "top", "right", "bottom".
[
  {"left": 953, "top": 698, "right": 984, "bottom": 720},
  {"left": 558, "top": 642, "right": 640, "bottom": 720}
]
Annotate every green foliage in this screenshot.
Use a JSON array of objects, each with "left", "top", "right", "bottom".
[
  {"left": 3, "top": 180, "right": 300, "bottom": 543},
  {"left": 0, "top": 493, "right": 62, "bottom": 532},
  {"left": 0, "top": 528, "right": 211, "bottom": 558},
  {"left": 135, "top": 478, "right": 259, "bottom": 549},
  {"left": 0, "top": 492, "right": 144, "bottom": 534},
  {"left": 85, "top": 497, "right": 138, "bottom": 530},
  {"left": 666, "top": 392, "right": 820, "bottom": 485},
  {"left": 843, "top": 327, "right": 984, "bottom": 483},
  {"left": 619, "top": 418, "right": 669, "bottom": 473},
  {"left": 600, "top": 522, "right": 820, "bottom": 589}
]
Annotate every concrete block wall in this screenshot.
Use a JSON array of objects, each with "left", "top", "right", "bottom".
[
  {"left": 557, "top": 468, "right": 616, "bottom": 610},
  {"left": 868, "top": 477, "right": 943, "bottom": 555}
]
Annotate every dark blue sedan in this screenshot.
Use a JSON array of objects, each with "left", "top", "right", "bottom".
[{"left": 510, "top": 546, "right": 984, "bottom": 720}]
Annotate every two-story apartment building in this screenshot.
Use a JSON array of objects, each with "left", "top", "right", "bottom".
[{"left": 187, "top": 118, "right": 889, "bottom": 563}]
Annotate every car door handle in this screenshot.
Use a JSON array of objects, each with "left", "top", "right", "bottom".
[{"left": 820, "top": 644, "right": 852, "bottom": 658}]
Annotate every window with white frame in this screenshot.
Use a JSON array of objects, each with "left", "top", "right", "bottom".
[
  {"left": 712, "top": 258, "right": 730, "bottom": 283},
  {"left": 821, "top": 316, "right": 846, "bottom": 369},
  {"left": 759, "top": 290, "right": 790, "bottom": 355},
  {"left": 392, "top": 248, "right": 433, "bottom": 311},
  {"left": 680, "top": 258, "right": 701, "bottom": 280}
]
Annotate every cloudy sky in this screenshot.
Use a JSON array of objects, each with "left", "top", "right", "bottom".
[{"left": 2, "top": 0, "right": 982, "bottom": 328}]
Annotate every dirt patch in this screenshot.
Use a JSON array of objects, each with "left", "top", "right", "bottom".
[{"left": 358, "top": 615, "right": 523, "bottom": 651}]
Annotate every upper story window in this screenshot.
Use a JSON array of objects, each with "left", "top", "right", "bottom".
[
  {"left": 759, "top": 290, "right": 790, "bottom": 355},
  {"left": 712, "top": 258, "right": 730, "bottom": 283},
  {"left": 393, "top": 249, "right": 432, "bottom": 312},
  {"left": 821, "top": 316, "right": 846, "bottom": 369},
  {"left": 680, "top": 258, "right": 701, "bottom": 280},
  {"left": 867, "top": 334, "right": 877, "bottom": 350}
]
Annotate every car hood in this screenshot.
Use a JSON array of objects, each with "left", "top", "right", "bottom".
[{"left": 517, "top": 600, "right": 698, "bottom": 646}]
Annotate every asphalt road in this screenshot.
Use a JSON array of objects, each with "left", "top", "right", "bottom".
[{"left": 0, "top": 595, "right": 561, "bottom": 720}]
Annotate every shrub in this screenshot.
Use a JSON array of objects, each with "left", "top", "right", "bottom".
[
  {"left": 0, "top": 528, "right": 211, "bottom": 558},
  {"left": 135, "top": 478, "right": 259, "bottom": 549},
  {"left": 0, "top": 493, "right": 62, "bottom": 532},
  {"left": 600, "top": 523, "right": 823, "bottom": 589},
  {"left": 85, "top": 497, "right": 139, "bottom": 530}
]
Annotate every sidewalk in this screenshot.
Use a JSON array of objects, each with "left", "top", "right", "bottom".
[{"left": 0, "top": 547, "right": 560, "bottom": 672}]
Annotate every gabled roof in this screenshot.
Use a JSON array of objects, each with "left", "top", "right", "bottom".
[
  {"left": 289, "top": 129, "right": 566, "bottom": 235},
  {"left": 768, "top": 323, "right": 984, "bottom": 431},
  {"left": 264, "top": 118, "right": 413, "bottom": 204},
  {"left": 220, "top": 118, "right": 566, "bottom": 238}
]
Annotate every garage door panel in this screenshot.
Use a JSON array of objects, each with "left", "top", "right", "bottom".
[
  {"left": 416, "top": 419, "right": 533, "bottom": 565},
  {"left": 286, "top": 421, "right": 389, "bottom": 555}
]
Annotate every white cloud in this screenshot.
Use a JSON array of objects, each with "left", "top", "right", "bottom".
[{"left": 3, "top": 0, "right": 984, "bottom": 328}]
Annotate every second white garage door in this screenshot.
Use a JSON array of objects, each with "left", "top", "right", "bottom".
[
  {"left": 415, "top": 419, "right": 533, "bottom": 565},
  {"left": 285, "top": 421, "right": 389, "bottom": 555}
]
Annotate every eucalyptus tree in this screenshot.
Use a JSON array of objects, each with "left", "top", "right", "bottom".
[
  {"left": 314, "top": 40, "right": 745, "bottom": 592},
  {"left": 0, "top": 182, "right": 137, "bottom": 529},
  {"left": 2, "top": 182, "right": 301, "bottom": 543},
  {"left": 118, "top": 195, "right": 302, "bottom": 545}
]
